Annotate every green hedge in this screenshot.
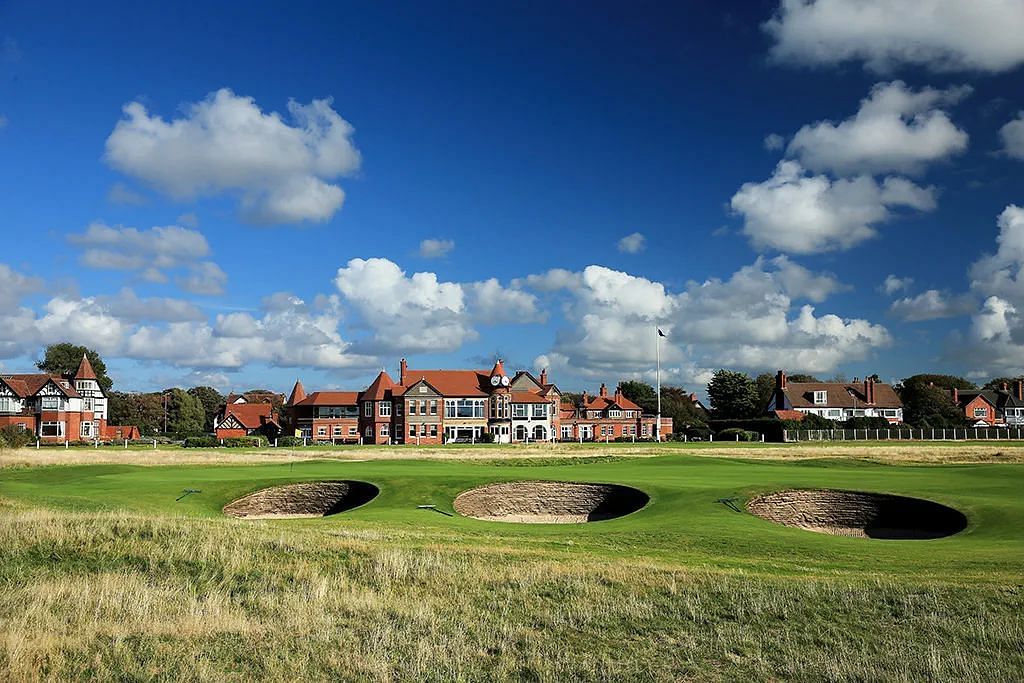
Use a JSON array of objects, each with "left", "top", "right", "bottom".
[
  {"left": 0, "top": 426, "right": 33, "bottom": 449},
  {"left": 183, "top": 436, "right": 219, "bottom": 448},
  {"left": 716, "top": 427, "right": 760, "bottom": 442},
  {"left": 276, "top": 436, "right": 304, "bottom": 447}
]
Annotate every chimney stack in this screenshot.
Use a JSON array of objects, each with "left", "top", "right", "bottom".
[
  {"left": 776, "top": 370, "right": 787, "bottom": 390},
  {"left": 599, "top": 383, "right": 608, "bottom": 397},
  {"left": 540, "top": 368, "right": 548, "bottom": 385},
  {"left": 952, "top": 387, "right": 959, "bottom": 404},
  {"left": 399, "top": 358, "right": 408, "bottom": 386},
  {"left": 1002, "top": 382, "right": 1009, "bottom": 392},
  {"left": 581, "top": 390, "right": 589, "bottom": 407},
  {"left": 614, "top": 384, "right": 623, "bottom": 402},
  {"left": 863, "top": 378, "right": 871, "bottom": 405},
  {"left": 1017, "top": 380, "right": 1023, "bottom": 401}
]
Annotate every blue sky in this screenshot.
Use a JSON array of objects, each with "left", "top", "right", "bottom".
[{"left": 3, "top": 0, "right": 1024, "bottom": 396}]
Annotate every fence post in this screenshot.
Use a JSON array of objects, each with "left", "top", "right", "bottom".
[
  {"left": 710, "top": 433, "right": 714, "bottom": 442},
  {"left": 153, "top": 439, "right": 157, "bottom": 449},
  {"left": 124, "top": 439, "right": 127, "bottom": 449}
]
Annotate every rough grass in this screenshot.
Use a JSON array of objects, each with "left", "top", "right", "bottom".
[
  {"left": 5, "top": 440, "right": 1024, "bottom": 469},
  {"left": 1, "top": 508, "right": 1021, "bottom": 682}
]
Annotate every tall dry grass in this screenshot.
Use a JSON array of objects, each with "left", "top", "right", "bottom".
[{"left": 0, "top": 507, "right": 1020, "bottom": 681}]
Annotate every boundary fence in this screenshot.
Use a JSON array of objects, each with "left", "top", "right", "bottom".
[{"left": 784, "top": 427, "right": 1024, "bottom": 442}]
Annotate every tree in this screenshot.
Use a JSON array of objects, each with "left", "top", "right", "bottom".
[
  {"left": 165, "top": 388, "right": 205, "bottom": 435},
  {"left": 706, "top": 370, "right": 759, "bottom": 419},
  {"left": 560, "top": 392, "right": 583, "bottom": 409},
  {"left": 897, "top": 374, "right": 974, "bottom": 428},
  {"left": 36, "top": 343, "right": 113, "bottom": 391},
  {"left": 188, "top": 386, "right": 224, "bottom": 431},
  {"left": 660, "top": 385, "right": 708, "bottom": 433},
  {"left": 753, "top": 373, "right": 777, "bottom": 413},
  {"left": 619, "top": 380, "right": 658, "bottom": 414},
  {"left": 787, "top": 374, "right": 821, "bottom": 383},
  {"left": 108, "top": 391, "right": 164, "bottom": 435},
  {"left": 983, "top": 376, "right": 1024, "bottom": 391},
  {"left": 241, "top": 389, "right": 284, "bottom": 413}
]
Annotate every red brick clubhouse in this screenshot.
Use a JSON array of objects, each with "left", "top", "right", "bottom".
[{"left": 284, "top": 359, "right": 672, "bottom": 444}]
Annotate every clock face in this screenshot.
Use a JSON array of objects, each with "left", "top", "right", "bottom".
[
  {"left": 490, "top": 375, "right": 501, "bottom": 386},
  {"left": 501, "top": 376, "right": 510, "bottom": 386}
]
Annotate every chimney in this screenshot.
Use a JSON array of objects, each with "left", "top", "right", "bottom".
[
  {"left": 539, "top": 368, "right": 548, "bottom": 385},
  {"left": 581, "top": 390, "right": 589, "bottom": 407},
  {"left": 1002, "top": 382, "right": 1009, "bottom": 392},
  {"left": 400, "top": 358, "right": 408, "bottom": 386},
  {"left": 869, "top": 379, "right": 875, "bottom": 404},
  {"left": 864, "top": 378, "right": 871, "bottom": 405},
  {"left": 599, "top": 383, "right": 608, "bottom": 398},
  {"left": 952, "top": 387, "right": 959, "bottom": 404},
  {"left": 1017, "top": 380, "right": 1023, "bottom": 401},
  {"left": 614, "top": 384, "right": 623, "bottom": 402},
  {"left": 776, "top": 370, "right": 787, "bottom": 390}
]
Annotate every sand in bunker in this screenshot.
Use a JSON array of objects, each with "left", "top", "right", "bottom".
[
  {"left": 747, "top": 489, "right": 967, "bottom": 539},
  {"left": 223, "top": 480, "right": 379, "bottom": 519},
  {"left": 453, "top": 481, "right": 649, "bottom": 523}
]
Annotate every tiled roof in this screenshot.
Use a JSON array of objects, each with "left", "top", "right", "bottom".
[
  {"left": 294, "top": 391, "right": 360, "bottom": 407},
  {"left": 403, "top": 369, "right": 490, "bottom": 396},
  {"left": 2, "top": 374, "right": 80, "bottom": 398},
  {"left": 783, "top": 382, "right": 902, "bottom": 409},
  {"left": 584, "top": 395, "right": 642, "bottom": 412},
  {"left": 511, "top": 391, "right": 549, "bottom": 404},
  {"left": 360, "top": 371, "right": 397, "bottom": 401},
  {"left": 773, "top": 409, "right": 805, "bottom": 421},
  {"left": 286, "top": 380, "right": 307, "bottom": 406},
  {"left": 74, "top": 354, "right": 97, "bottom": 380},
  {"left": 223, "top": 402, "right": 277, "bottom": 429}
]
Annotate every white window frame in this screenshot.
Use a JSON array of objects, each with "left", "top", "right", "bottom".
[
  {"left": 380, "top": 424, "right": 389, "bottom": 437},
  {"left": 80, "top": 421, "right": 92, "bottom": 437},
  {"left": 379, "top": 401, "right": 392, "bottom": 417},
  {"left": 364, "top": 402, "right": 372, "bottom": 417},
  {"left": 317, "top": 426, "right": 327, "bottom": 436},
  {"left": 974, "top": 407, "right": 987, "bottom": 418},
  {"left": 532, "top": 404, "right": 547, "bottom": 418},
  {"left": 813, "top": 391, "right": 827, "bottom": 405},
  {"left": 512, "top": 404, "right": 528, "bottom": 418},
  {"left": 0, "top": 397, "right": 13, "bottom": 413},
  {"left": 41, "top": 396, "right": 60, "bottom": 411},
  {"left": 41, "top": 421, "right": 64, "bottom": 437}
]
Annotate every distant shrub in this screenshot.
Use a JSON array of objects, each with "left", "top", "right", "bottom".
[
  {"left": 276, "top": 436, "right": 304, "bottom": 447},
  {"left": 717, "top": 427, "right": 759, "bottom": 442},
  {"left": 183, "top": 436, "right": 219, "bottom": 448},
  {"left": 223, "top": 436, "right": 266, "bottom": 448},
  {"left": 0, "top": 425, "right": 33, "bottom": 449}
]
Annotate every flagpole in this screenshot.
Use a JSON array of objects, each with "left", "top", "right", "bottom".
[{"left": 656, "top": 326, "right": 661, "bottom": 442}]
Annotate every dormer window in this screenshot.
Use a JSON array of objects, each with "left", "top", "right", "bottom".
[{"left": 813, "top": 391, "right": 827, "bottom": 405}]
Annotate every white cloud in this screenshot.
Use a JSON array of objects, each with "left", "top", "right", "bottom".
[
  {"left": 999, "top": 112, "right": 1024, "bottom": 160},
  {"left": 178, "top": 262, "right": 227, "bottom": 296},
  {"left": 67, "top": 222, "right": 225, "bottom": 294},
  {"left": 730, "top": 160, "right": 936, "bottom": 253},
  {"left": 765, "top": 0, "right": 1024, "bottom": 73},
  {"left": 0, "top": 264, "right": 42, "bottom": 312},
  {"left": 94, "top": 288, "right": 205, "bottom": 323},
  {"left": 787, "top": 81, "right": 970, "bottom": 175},
  {"left": 107, "top": 181, "right": 147, "bottom": 205},
  {"left": 889, "top": 290, "right": 976, "bottom": 321},
  {"left": 105, "top": 89, "right": 361, "bottom": 224},
  {"left": 968, "top": 205, "right": 1024, "bottom": 303},
  {"left": 880, "top": 274, "right": 913, "bottom": 295},
  {"left": 512, "top": 268, "right": 582, "bottom": 292},
  {"left": 617, "top": 232, "right": 646, "bottom": 254},
  {"left": 532, "top": 259, "right": 883, "bottom": 385},
  {"left": 418, "top": 238, "right": 454, "bottom": 259},
  {"left": 334, "top": 258, "right": 536, "bottom": 353},
  {"left": 764, "top": 133, "right": 785, "bottom": 151}
]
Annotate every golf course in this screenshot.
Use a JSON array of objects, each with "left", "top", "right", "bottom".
[{"left": 2, "top": 442, "right": 1022, "bottom": 681}]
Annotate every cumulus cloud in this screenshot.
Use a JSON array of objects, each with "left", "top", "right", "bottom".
[
  {"left": 178, "top": 262, "right": 227, "bottom": 296},
  {"left": 880, "top": 274, "right": 913, "bottom": 295},
  {"left": 418, "top": 238, "right": 454, "bottom": 259},
  {"left": 616, "top": 232, "right": 646, "bottom": 254},
  {"left": 764, "top": 133, "right": 785, "bottom": 151},
  {"left": 0, "top": 264, "right": 42, "bottom": 312},
  {"left": 512, "top": 268, "right": 582, "bottom": 292},
  {"left": 765, "top": 0, "right": 1024, "bottom": 73},
  {"left": 730, "top": 160, "right": 936, "bottom": 253},
  {"left": 93, "top": 288, "right": 205, "bottom": 323},
  {"left": 334, "top": 258, "right": 537, "bottom": 353},
  {"left": 531, "top": 259, "right": 884, "bottom": 385},
  {"left": 787, "top": 81, "right": 970, "bottom": 175},
  {"left": 999, "top": 112, "right": 1024, "bottom": 160},
  {"left": 104, "top": 88, "right": 361, "bottom": 224},
  {"left": 67, "top": 222, "right": 226, "bottom": 295},
  {"left": 889, "top": 290, "right": 976, "bottom": 321}
]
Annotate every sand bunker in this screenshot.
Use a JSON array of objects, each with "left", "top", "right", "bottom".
[
  {"left": 453, "top": 481, "right": 649, "bottom": 523},
  {"left": 747, "top": 489, "right": 967, "bottom": 539},
  {"left": 223, "top": 480, "right": 378, "bottom": 519}
]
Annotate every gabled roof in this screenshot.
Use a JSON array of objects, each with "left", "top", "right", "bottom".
[
  {"left": 773, "top": 409, "right": 805, "bottom": 421},
  {"left": 782, "top": 382, "right": 902, "bottom": 409},
  {"left": 488, "top": 359, "right": 506, "bottom": 378},
  {"left": 2, "top": 374, "right": 80, "bottom": 398},
  {"left": 403, "top": 369, "right": 490, "bottom": 396},
  {"left": 294, "top": 391, "right": 360, "bottom": 407},
  {"left": 584, "top": 395, "right": 642, "bottom": 412},
  {"left": 954, "top": 391, "right": 998, "bottom": 409},
  {"left": 74, "top": 354, "right": 97, "bottom": 380},
  {"left": 222, "top": 402, "right": 276, "bottom": 429},
  {"left": 360, "top": 371, "right": 397, "bottom": 401}
]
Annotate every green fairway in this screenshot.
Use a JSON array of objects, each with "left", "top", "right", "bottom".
[
  {"left": 2, "top": 451, "right": 1023, "bottom": 680},
  {"left": 3, "top": 453, "right": 1022, "bottom": 579}
]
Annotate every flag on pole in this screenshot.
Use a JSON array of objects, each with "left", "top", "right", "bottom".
[{"left": 657, "top": 328, "right": 666, "bottom": 337}]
